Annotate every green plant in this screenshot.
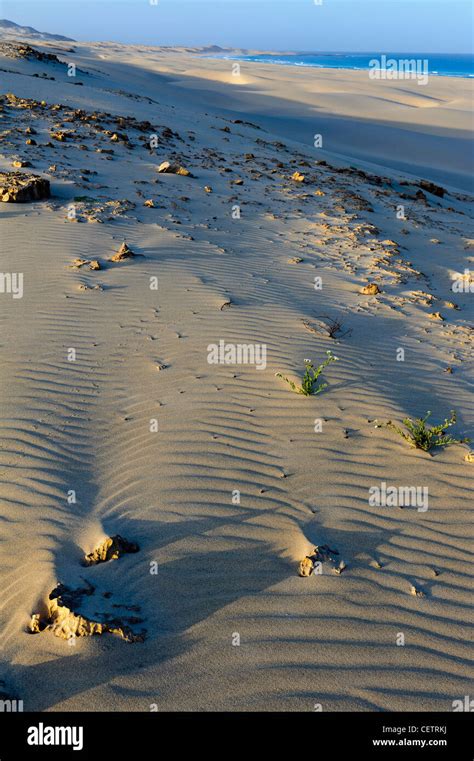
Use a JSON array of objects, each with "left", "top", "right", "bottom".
[
  {"left": 276, "top": 351, "right": 338, "bottom": 396},
  {"left": 386, "top": 410, "right": 470, "bottom": 452}
]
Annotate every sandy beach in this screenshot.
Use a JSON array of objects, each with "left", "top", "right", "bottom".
[{"left": 0, "top": 36, "right": 473, "bottom": 712}]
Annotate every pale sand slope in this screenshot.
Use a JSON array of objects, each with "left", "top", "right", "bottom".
[{"left": 0, "top": 40, "right": 472, "bottom": 711}]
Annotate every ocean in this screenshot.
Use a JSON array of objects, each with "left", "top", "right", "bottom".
[{"left": 216, "top": 52, "right": 474, "bottom": 78}]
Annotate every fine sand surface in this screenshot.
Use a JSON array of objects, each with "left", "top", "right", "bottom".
[{"left": 0, "top": 39, "right": 473, "bottom": 711}]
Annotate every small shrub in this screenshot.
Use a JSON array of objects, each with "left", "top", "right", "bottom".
[
  {"left": 276, "top": 351, "right": 338, "bottom": 396},
  {"left": 302, "top": 315, "right": 352, "bottom": 340},
  {"left": 386, "top": 410, "right": 470, "bottom": 452}
]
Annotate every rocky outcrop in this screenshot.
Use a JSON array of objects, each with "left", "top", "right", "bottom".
[
  {"left": 418, "top": 180, "right": 446, "bottom": 198},
  {"left": 84, "top": 535, "right": 139, "bottom": 566},
  {"left": 0, "top": 171, "right": 50, "bottom": 202},
  {"left": 28, "top": 581, "right": 145, "bottom": 643},
  {"left": 0, "top": 41, "right": 62, "bottom": 62}
]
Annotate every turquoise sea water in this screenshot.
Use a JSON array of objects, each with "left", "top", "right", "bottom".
[{"left": 216, "top": 52, "right": 474, "bottom": 78}]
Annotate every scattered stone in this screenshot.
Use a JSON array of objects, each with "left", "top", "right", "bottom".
[
  {"left": 464, "top": 452, "right": 474, "bottom": 463},
  {"left": 429, "top": 312, "right": 444, "bottom": 321},
  {"left": 204, "top": 186, "right": 213, "bottom": 193},
  {"left": 144, "top": 199, "right": 154, "bottom": 207},
  {"left": 410, "top": 585, "right": 425, "bottom": 598},
  {"left": 72, "top": 258, "right": 101, "bottom": 271}
]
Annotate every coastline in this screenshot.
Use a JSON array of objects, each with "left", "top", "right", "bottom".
[{"left": 207, "top": 52, "right": 474, "bottom": 80}]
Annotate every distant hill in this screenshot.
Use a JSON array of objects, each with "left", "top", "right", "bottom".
[{"left": 0, "top": 19, "right": 75, "bottom": 42}]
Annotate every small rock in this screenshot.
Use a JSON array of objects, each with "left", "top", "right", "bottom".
[
  {"left": 72, "top": 258, "right": 101, "bottom": 271},
  {"left": 157, "top": 161, "right": 191, "bottom": 176},
  {"left": 299, "top": 557, "right": 314, "bottom": 577},
  {"left": 360, "top": 283, "right": 381, "bottom": 295},
  {"left": 291, "top": 171, "right": 305, "bottom": 183},
  {"left": 110, "top": 242, "right": 135, "bottom": 262}
]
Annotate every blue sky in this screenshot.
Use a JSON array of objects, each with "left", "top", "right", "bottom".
[{"left": 2, "top": 0, "right": 473, "bottom": 53}]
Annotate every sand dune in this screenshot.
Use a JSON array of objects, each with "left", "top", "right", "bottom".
[{"left": 0, "top": 39, "right": 472, "bottom": 712}]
